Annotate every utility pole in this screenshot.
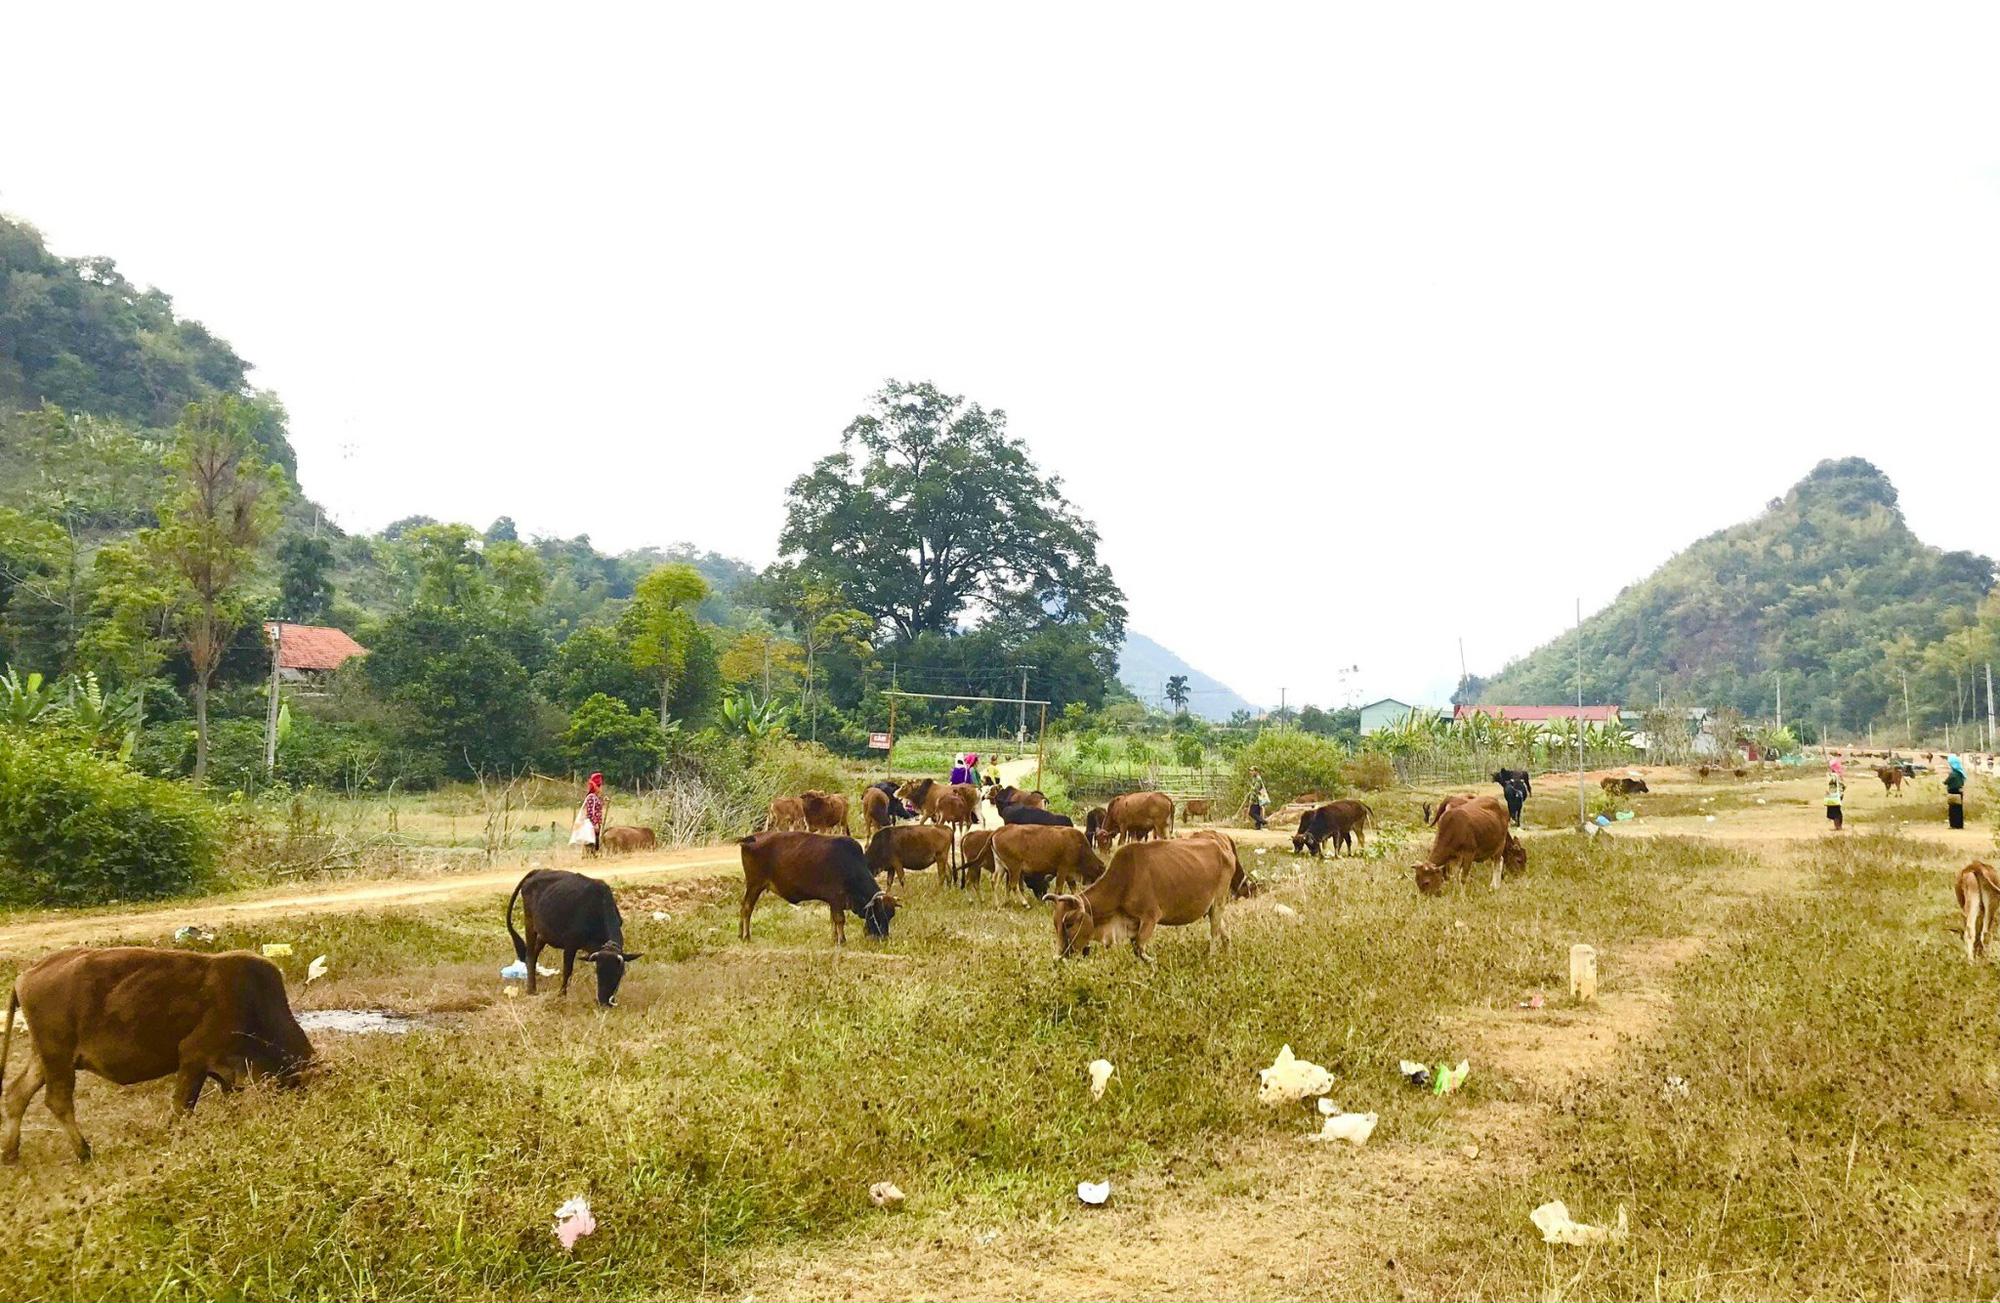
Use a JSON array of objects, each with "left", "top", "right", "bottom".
[
  {"left": 1987, "top": 662, "right": 1995, "bottom": 753},
  {"left": 1279, "top": 687, "right": 1287, "bottom": 731},
  {"left": 263, "top": 620, "right": 284, "bottom": 775},
  {"left": 1576, "top": 599, "right": 1586, "bottom": 830},
  {"left": 1016, "top": 665, "right": 1032, "bottom": 743},
  {"left": 1458, "top": 638, "right": 1468, "bottom": 692},
  {"left": 1775, "top": 671, "right": 1782, "bottom": 732},
  {"left": 1901, "top": 668, "right": 1914, "bottom": 746}
]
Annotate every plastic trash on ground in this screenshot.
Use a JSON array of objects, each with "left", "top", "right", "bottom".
[
  {"left": 1614, "top": 811, "right": 1635, "bottom": 822},
  {"left": 1312, "top": 1099, "right": 1378, "bottom": 1145},
  {"left": 1517, "top": 992, "right": 1545, "bottom": 1010},
  {"left": 1271, "top": 903, "right": 1299, "bottom": 919},
  {"left": 651, "top": 911, "right": 669, "bottom": 922},
  {"left": 1087, "top": 1059, "right": 1115, "bottom": 1100},
  {"left": 173, "top": 925, "right": 215, "bottom": 945},
  {"left": 306, "top": 955, "right": 329, "bottom": 984},
  {"left": 501, "top": 961, "right": 529, "bottom": 981},
  {"left": 868, "top": 1182, "right": 905, "bottom": 1208},
  {"left": 1399, "top": 1060, "right": 1432, "bottom": 1089},
  {"left": 1661, "top": 1074, "right": 1690, "bottom": 1102},
  {"left": 1432, "top": 1060, "right": 1470, "bottom": 1096},
  {"left": 260, "top": 943, "right": 293, "bottom": 958},
  {"left": 552, "top": 1195, "right": 597, "bottom": 1251},
  {"left": 1076, "top": 1180, "right": 1111, "bottom": 1206},
  {"left": 1258, "top": 1044, "right": 1334, "bottom": 1105},
  {"left": 1593, "top": 815, "right": 1612, "bottom": 827},
  {"left": 1530, "top": 1200, "right": 1628, "bottom": 1246}
]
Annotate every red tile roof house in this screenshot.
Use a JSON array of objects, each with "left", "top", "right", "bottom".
[
  {"left": 263, "top": 622, "right": 368, "bottom": 687},
  {"left": 1452, "top": 704, "right": 1624, "bottom": 724}
]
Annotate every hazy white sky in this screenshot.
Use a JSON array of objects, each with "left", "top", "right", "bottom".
[{"left": 6, "top": 3, "right": 1998, "bottom": 709}]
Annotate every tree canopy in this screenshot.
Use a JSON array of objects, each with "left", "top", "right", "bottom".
[{"left": 777, "top": 380, "right": 1126, "bottom": 652}]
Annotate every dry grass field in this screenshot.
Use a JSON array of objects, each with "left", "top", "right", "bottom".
[{"left": 0, "top": 766, "right": 1991, "bottom": 1300}]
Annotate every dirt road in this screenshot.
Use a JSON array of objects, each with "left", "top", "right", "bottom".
[{"left": 0, "top": 844, "right": 745, "bottom": 953}]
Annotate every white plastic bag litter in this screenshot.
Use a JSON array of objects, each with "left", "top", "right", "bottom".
[
  {"left": 1257, "top": 1044, "right": 1333, "bottom": 1105},
  {"left": 1312, "top": 1099, "right": 1378, "bottom": 1145},
  {"left": 1530, "top": 1200, "right": 1628, "bottom": 1246},
  {"left": 1087, "top": 1059, "right": 1115, "bottom": 1100}
]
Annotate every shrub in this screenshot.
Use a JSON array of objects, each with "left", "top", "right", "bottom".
[
  {"left": 1341, "top": 750, "right": 1397, "bottom": 792},
  {"left": 0, "top": 728, "right": 216, "bottom": 905},
  {"left": 1224, "top": 730, "right": 1348, "bottom": 811},
  {"left": 563, "top": 693, "right": 668, "bottom": 785},
  {"left": 1173, "top": 733, "right": 1204, "bottom": 768}
]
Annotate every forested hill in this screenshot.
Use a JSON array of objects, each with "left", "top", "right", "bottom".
[
  {"left": 0, "top": 215, "right": 296, "bottom": 480},
  {"left": 1472, "top": 459, "right": 1995, "bottom": 732}
]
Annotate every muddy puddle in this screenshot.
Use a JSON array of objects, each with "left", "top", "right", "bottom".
[{"left": 297, "top": 1009, "right": 426, "bottom": 1035}]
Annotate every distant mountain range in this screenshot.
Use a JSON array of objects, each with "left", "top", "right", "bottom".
[
  {"left": 1118, "top": 630, "right": 1256, "bottom": 720},
  {"left": 1472, "top": 458, "right": 1995, "bottom": 731}
]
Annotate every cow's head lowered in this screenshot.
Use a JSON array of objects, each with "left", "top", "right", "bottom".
[
  {"left": 1051, "top": 894, "right": 1098, "bottom": 958},
  {"left": 861, "top": 891, "right": 899, "bottom": 939},
  {"left": 584, "top": 945, "right": 645, "bottom": 1006}
]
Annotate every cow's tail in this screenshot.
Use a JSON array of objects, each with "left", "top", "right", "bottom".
[
  {"left": 506, "top": 873, "right": 530, "bottom": 963},
  {"left": 0, "top": 986, "right": 16, "bottom": 1109}
]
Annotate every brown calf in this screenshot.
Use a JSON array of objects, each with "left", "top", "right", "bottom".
[
  {"left": 1051, "top": 835, "right": 1243, "bottom": 962},
  {"left": 1956, "top": 861, "right": 2000, "bottom": 961},
  {"left": 799, "top": 790, "right": 853, "bottom": 836},
  {"left": 1877, "top": 766, "right": 1906, "bottom": 796},
  {"left": 1414, "top": 796, "right": 1525, "bottom": 894},
  {"left": 766, "top": 796, "right": 806, "bottom": 832},
  {"left": 866, "top": 824, "right": 955, "bottom": 887},
  {"left": 3, "top": 947, "right": 316, "bottom": 1163},
  {"left": 1182, "top": 798, "right": 1211, "bottom": 822},
  {"left": 598, "top": 825, "right": 658, "bottom": 854}
]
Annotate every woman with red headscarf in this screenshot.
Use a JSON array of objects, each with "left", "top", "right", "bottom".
[{"left": 579, "top": 772, "right": 608, "bottom": 856}]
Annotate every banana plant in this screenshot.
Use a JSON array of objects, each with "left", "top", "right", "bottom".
[
  {"left": 722, "top": 690, "right": 792, "bottom": 741},
  {"left": 65, "top": 671, "right": 143, "bottom": 760},
  {"left": 0, "top": 667, "right": 58, "bottom": 728}
]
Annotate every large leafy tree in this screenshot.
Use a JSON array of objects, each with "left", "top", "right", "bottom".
[
  {"left": 277, "top": 534, "right": 335, "bottom": 622},
  {"left": 777, "top": 380, "right": 1126, "bottom": 650},
  {"left": 363, "top": 604, "right": 554, "bottom": 778},
  {"left": 146, "top": 396, "right": 283, "bottom": 782},
  {"left": 622, "top": 564, "right": 709, "bottom": 727}
]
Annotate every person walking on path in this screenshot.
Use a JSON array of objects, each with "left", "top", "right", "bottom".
[
  {"left": 966, "top": 753, "right": 983, "bottom": 787},
  {"left": 950, "top": 754, "right": 969, "bottom": 785},
  {"left": 1824, "top": 760, "right": 1846, "bottom": 832},
  {"left": 1247, "top": 767, "right": 1270, "bottom": 830},
  {"left": 579, "top": 771, "right": 608, "bottom": 856},
  {"left": 1946, "top": 754, "right": 1967, "bottom": 830}
]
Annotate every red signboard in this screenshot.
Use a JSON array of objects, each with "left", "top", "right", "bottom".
[{"left": 868, "top": 732, "right": 892, "bottom": 750}]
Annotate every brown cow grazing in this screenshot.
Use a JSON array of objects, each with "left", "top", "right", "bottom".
[
  {"left": 992, "top": 825, "right": 1106, "bottom": 904},
  {"left": 867, "top": 823, "right": 956, "bottom": 887},
  {"left": 507, "top": 869, "right": 644, "bottom": 1003},
  {"left": 1292, "top": 800, "right": 1373, "bottom": 859},
  {"left": 1413, "top": 796, "right": 1526, "bottom": 894},
  {"left": 598, "top": 825, "right": 658, "bottom": 854},
  {"left": 1182, "top": 798, "right": 1212, "bottom": 822},
  {"left": 987, "top": 785, "right": 1050, "bottom": 814},
  {"left": 1093, "top": 791, "right": 1174, "bottom": 848},
  {"left": 1051, "top": 835, "right": 1244, "bottom": 962},
  {"left": 738, "top": 831, "right": 896, "bottom": 944},
  {"left": 1599, "top": 775, "right": 1649, "bottom": 795},
  {"left": 799, "top": 790, "right": 853, "bottom": 836},
  {"left": 958, "top": 828, "right": 996, "bottom": 890},
  {"left": 2, "top": 947, "right": 316, "bottom": 1163},
  {"left": 1956, "top": 861, "right": 2000, "bottom": 961},
  {"left": 766, "top": 796, "right": 806, "bottom": 832},
  {"left": 1876, "top": 766, "right": 1906, "bottom": 797}
]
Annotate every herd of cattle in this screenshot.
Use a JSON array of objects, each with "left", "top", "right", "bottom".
[{"left": 0, "top": 772, "right": 1540, "bottom": 1165}]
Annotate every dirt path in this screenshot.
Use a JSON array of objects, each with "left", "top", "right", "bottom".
[{"left": 0, "top": 845, "right": 745, "bottom": 953}]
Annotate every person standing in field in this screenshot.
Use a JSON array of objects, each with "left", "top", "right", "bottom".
[
  {"left": 1946, "top": 754, "right": 1967, "bottom": 829},
  {"left": 950, "top": 754, "right": 969, "bottom": 785},
  {"left": 1247, "top": 766, "right": 1270, "bottom": 830},
  {"left": 966, "top": 752, "right": 983, "bottom": 786},
  {"left": 1824, "top": 760, "right": 1845, "bottom": 832},
  {"left": 580, "top": 771, "right": 607, "bottom": 855}
]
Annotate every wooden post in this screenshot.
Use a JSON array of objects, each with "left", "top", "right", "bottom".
[
  {"left": 263, "top": 621, "right": 284, "bottom": 774},
  {"left": 885, "top": 694, "right": 898, "bottom": 781},
  {"left": 1035, "top": 703, "right": 1047, "bottom": 790}
]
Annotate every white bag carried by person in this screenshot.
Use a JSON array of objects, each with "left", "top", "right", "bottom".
[{"left": 569, "top": 803, "right": 597, "bottom": 846}]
